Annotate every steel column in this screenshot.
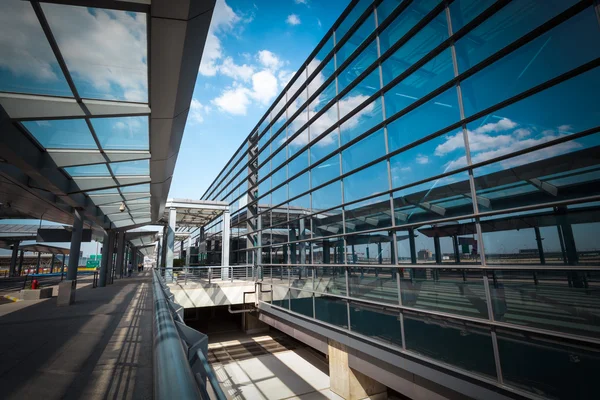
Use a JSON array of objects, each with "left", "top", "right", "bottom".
[
  {"left": 36, "top": 252, "right": 41, "bottom": 274},
  {"left": 99, "top": 230, "right": 112, "bottom": 287},
  {"left": 221, "top": 209, "right": 231, "bottom": 280},
  {"left": 50, "top": 253, "right": 55, "bottom": 273},
  {"left": 67, "top": 208, "right": 84, "bottom": 281},
  {"left": 9, "top": 240, "right": 19, "bottom": 276},
  {"left": 116, "top": 231, "right": 125, "bottom": 279},
  {"left": 17, "top": 250, "right": 24, "bottom": 276},
  {"left": 166, "top": 207, "right": 176, "bottom": 282}
]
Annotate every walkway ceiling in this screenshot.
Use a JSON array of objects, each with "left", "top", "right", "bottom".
[
  {"left": 162, "top": 199, "right": 229, "bottom": 228},
  {"left": 19, "top": 243, "right": 70, "bottom": 255},
  {"left": 0, "top": 0, "right": 215, "bottom": 232}
]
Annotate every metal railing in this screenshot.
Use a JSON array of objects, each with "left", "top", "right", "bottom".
[
  {"left": 157, "top": 265, "right": 256, "bottom": 285},
  {"left": 152, "top": 269, "right": 226, "bottom": 400}
]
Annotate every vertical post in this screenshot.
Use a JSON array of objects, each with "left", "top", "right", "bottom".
[
  {"left": 99, "top": 231, "right": 112, "bottom": 287},
  {"left": 50, "top": 253, "right": 55, "bottom": 273},
  {"left": 453, "top": 235, "right": 460, "bottom": 263},
  {"left": 61, "top": 254, "right": 66, "bottom": 275},
  {"left": 67, "top": 209, "right": 84, "bottom": 281},
  {"left": 408, "top": 228, "right": 417, "bottom": 264},
  {"left": 116, "top": 231, "right": 125, "bottom": 280},
  {"left": 534, "top": 226, "right": 546, "bottom": 265},
  {"left": 222, "top": 209, "right": 231, "bottom": 280},
  {"left": 36, "top": 252, "right": 41, "bottom": 274},
  {"left": 166, "top": 207, "right": 177, "bottom": 283},
  {"left": 434, "top": 235, "right": 442, "bottom": 264},
  {"left": 377, "top": 243, "right": 383, "bottom": 264},
  {"left": 9, "top": 240, "right": 19, "bottom": 276},
  {"left": 17, "top": 249, "right": 24, "bottom": 276}
]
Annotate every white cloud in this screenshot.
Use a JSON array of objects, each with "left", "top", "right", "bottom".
[
  {"left": 416, "top": 155, "right": 429, "bottom": 164},
  {"left": 199, "top": 0, "right": 242, "bottom": 76},
  {"left": 249, "top": 70, "right": 278, "bottom": 104},
  {"left": 258, "top": 50, "right": 284, "bottom": 71},
  {"left": 219, "top": 57, "right": 254, "bottom": 81},
  {"left": 189, "top": 99, "right": 210, "bottom": 124},
  {"left": 295, "top": 0, "right": 308, "bottom": 4},
  {"left": 286, "top": 14, "right": 301, "bottom": 25},
  {"left": 317, "top": 18, "right": 322, "bottom": 28},
  {"left": 212, "top": 86, "right": 252, "bottom": 115}
]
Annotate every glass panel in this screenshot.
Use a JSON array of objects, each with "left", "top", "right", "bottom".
[
  {"left": 271, "top": 146, "right": 287, "bottom": 171},
  {"left": 347, "top": 230, "right": 394, "bottom": 265},
  {"left": 110, "top": 159, "right": 149, "bottom": 175},
  {"left": 338, "top": 41, "right": 378, "bottom": 94},
  {"left": 308, "top": 104, "right": 338, "bottom": 143},
  {"left": 315, "top": 264, "right": 346, "bottom": 293},
  {"left": 310, "top": 129, "right": 339, "bottom": 163},
  {"left": 335, "top": 0, "right": 372, "bottom": 43},
  {"left": 345, "top": 195, "right": 392, "bottom": 235},
  {"left": 23, "top": 119, "right": 96, "bottom": 149},
  {"left": 350, "top": 302, "right": 403, "bottom": 347},
  {"left": 91, "top": 116, "right": 149, "bottom": 150},
  {"left": 42, "top": 4, "right": 148, "bottom": 102},
  {"left": 340, "top": 70, "right": 380, "bottom": 120},
  {"left": 272, "top": 285, "right": 289, "bottom": 308},
  {"left": 312, "top": 209, "right": 344, "bottom": 238},
  {"left": 447, "top": 0, "right": 496, "bottom": 32},
  {"left": 404, "top": 312, "right": 497, "bottom": 378},
  {"left": 290, "top": 289, "right": 313, "bottom": 318},
  {"left": 336, "top": 13, "right": 376, "bottom": 67},
  {"left": 288, "top": 172, "right": 309, "bottom": 199},
  {"left": 315, "top": 295, "right": 348, "bottom": 329},
  {"left": 288, "top": 150, "right": 308, "bottom": 178},
  {"left": 312, "top": 181, "right": 342, "bottom": 212},
  {"left": 461, "top": 7, "right": 600, "bottom": 117},
  {"left": 498, "top": 329, "right": 599, "bottom": 399},
  {"left": 488, "top": 270, "right": 600, "bottom": 337},
  {"left": 340, "top": 97, "right": 383, "bottom": 145},
  {"left": 386, "top": 88, "right": 460, "bottom": 152},
  {"left": 473, "top": 134, "right": 600, "bottom": 214},
  {"left": 121, "top": 183, "right": 149, "bottom": 193},
  {"left": 64, "top": 163, "right": 110, "bottom": 177},
  {"left": 310, "top": 80, "right": 337, "bottom": 114},
  {"left": 271, "top": 185, "right": 287, "bottom": 207},
  {"left": 342, "top": 129, "right": 386, "bottom": 174},
  {"left": 308, "top": 58, "right": 335, "bottom": 107},
  {"left": 378, "top": 0, "right": 441, "bottom": 54},
  {"left": 343, "top": 161, "right": 389, "bottom": 204},
  {"left": 0, "top": 1, "right": 72, "bottom": 96},
  {"left": 349, "top": 266, "right": 398, "bottom": 304},
  {"left": 454, "top": 0, "right": 580, "bottom": 72},
  {"left": 271, "top": 165, "right": 287, "bottom": 189},
  {"left": 401, "top": 268, "right": 488, "bottom": 319},
  {"left": 308, "top": 36, "right": 333, "bottom": 77}
]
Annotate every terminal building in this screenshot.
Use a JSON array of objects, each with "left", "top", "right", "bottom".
[
  {"left": 0, "top": 0, "right": 599, "bottom": 399},
  {"left": 191, "top": 0, "right": 600, "bottom": 399}
]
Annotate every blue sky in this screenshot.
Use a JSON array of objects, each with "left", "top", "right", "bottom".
[{"left": 169, "top": 0, "right": 350, "bottom": 200}]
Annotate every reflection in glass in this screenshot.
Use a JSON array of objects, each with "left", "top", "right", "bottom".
[
  {"left": 340, "top": 97, "right": 383, "bottom": 145},
  {"left": 110, "top": 159, "right": 149, "bottom": 176},
  {"left": 312, "top": 181, "right": 342, "bottom": 212},
  {"left": 91, "top": 116, "right": 149, "bottom": 150},
  {"left": 346, "top": 231, "right": 394, "bottom": 265},
  {"left": 290, "top": 289, "right": 314, "bottom": 318},
  {"left": 337, "top": 12, "right": 375, "bottom": 68},
  {"left": 311, "top": 210, "right": 343, "bottom": 239},
  {"left": 23, "top": 119, "right": 97, "bottom": 149},
  {"left": 0, "top": 1, "right": 72, "bottom": 96},
  {"left": 461, "top": 7, "right": 600, "bottom": 117},
  {"left": 349, "top": 266, "right": 398, "bottom": 304},
  {"left": 315, "top": 295, "right": 348, "bottom": 329},
  {"left": 488, "top": 270, "right": 600, "bottom": 337},
  {"left": 344, "top": 195, "right": 392, "bottom": 234},
  {"left": 350, "top": 302, "right": 402, "bottom": 347},
  {"left": 343, "top": 161, "right": 389, "bottom": 204},
  {"left": 401, "top": 268, "right": 488, "bottom": 319},
  {"left": 404, "top": 312, "right": 497, "bottom": 378},
  {"left": 342, "top": 130, "right": 386, "bottom": 174},
  {"left": 43, "top": 3, "right": 148, "bottom": 102},
  {"left": 498, "top": 328, "right": 599, "bottom": 399}
]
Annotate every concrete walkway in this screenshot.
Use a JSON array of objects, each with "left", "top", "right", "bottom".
[{"left": 0, "top": 270, "right": 153, "bottom": 400}]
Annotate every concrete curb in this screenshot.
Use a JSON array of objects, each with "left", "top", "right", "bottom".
[{"left": 3, "top": 295, "right": 22, "bottom": 303}]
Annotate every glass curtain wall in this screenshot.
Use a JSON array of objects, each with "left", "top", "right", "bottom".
[{"left": 200, "top": 1, "right": 600, "bottom": 398}]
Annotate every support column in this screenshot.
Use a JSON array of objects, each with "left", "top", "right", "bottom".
[
  {"left": 9, "top": 240, "right": 19, "bottom": 276},
  {"left": 116, "top": 231, "right": 125, "bottom": 280},
  {"left": 61, "top": 254, "right": 66, "bottom": 274},
  {"left": 328, "top": 340, "right": 387, "bottom": 400},
  {"left": 99, "top": 231, "right": 113, "bottom": 287},
  {"left": 534, "top": 226, "right": 546, "bottom": 265},
  {"left": 408, "top": 228, "right": 417, "bottom": 264},
  {"left": 166, "top": 207, "right": 176, "bottom": 282},
  {"left": 50, "top": 253, "right": 55, "bottom": 273},
  {"left": 36, "top": 252, "right": 41, "bottom": 274},
  {"left": 17, "top": 250, "right": 24, "bottom": 276},
  {"left": 453, "top": 235, "right": 460, "bottom": 263},
  {"left": 67, "top": 209, "right": 84, "bottom": 281},
  {"left": 221, "top": 209, "right": 231, "bottom": 280},
  {"left": 323, "top": 241, "right": 331, "bottom": 264},
  {"left": 434, "top": 235, "right": 442, "bottom": 264},
  {"left": 161, "top": 225, "right": 168, "bottom": 270}
]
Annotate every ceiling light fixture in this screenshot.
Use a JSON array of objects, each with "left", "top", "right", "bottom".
[{"left": 119, "top": 202, "right": 126, "bottom": 212}]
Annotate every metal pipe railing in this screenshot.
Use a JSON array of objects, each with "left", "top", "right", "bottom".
[
  {"left": 152, "top": 270, "right": 202, "bottom": 400},
  {"left": 152, "top": 269, "right": 227, "bottom": 400}
]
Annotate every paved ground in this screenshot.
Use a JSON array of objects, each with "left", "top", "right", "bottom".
[
  {"left": 0, "top": 270, "right": 153, "bottom": 400},
  {"left": 209, "top": 332, "right": 344, "bottom": 400}
]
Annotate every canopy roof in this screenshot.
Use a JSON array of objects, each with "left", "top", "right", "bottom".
[
  {"left": 19, "top": 243, "right": 69, "bottom": 255},
  {"left": 0, "top": 0, "right": 215, "bottom": 231}
]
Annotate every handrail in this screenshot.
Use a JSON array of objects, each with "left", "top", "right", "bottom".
[
  {"left": 152, "top": 269, "right": 227, "bottom": 400},
  {"left": 152, "top": 270, "right": 202, "bottom": 399}
]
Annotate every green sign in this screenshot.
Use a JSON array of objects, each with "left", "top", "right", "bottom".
[{"left": 86, "top": 260, "right": 100, "bottom": 268}]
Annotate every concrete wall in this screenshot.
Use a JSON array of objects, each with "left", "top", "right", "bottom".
[{"left": 168, "top": 282, "right": 257, "bottom": 308}]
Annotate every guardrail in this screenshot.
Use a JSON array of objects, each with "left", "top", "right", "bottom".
[
  {"left": 152, "top": 269, "right": 226, "bottom": 400},
  {"left": 157, "top": 265, "right": 256, "bottom": 285}
]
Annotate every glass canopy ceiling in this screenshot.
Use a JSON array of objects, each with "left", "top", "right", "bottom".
[{"left": 0, "top": 0, "right": 151, "bottom": 228}]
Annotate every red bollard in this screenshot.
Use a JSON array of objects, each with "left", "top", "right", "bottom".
[{"left": 31, "top": 279, "right": 39, "bottom": 290}]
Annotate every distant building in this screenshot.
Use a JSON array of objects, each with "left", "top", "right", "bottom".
[{"left": 417, "top": 249, "right": 432, "bottom": 261}]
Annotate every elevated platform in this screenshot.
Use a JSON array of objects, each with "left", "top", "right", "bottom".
[{"left": 0, "top": 271, "right": 153, "bottom": 400}]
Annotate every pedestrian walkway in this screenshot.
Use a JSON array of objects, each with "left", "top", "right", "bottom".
[{"left": 0, "top": 271, "right": 153, "bottom": 400}]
